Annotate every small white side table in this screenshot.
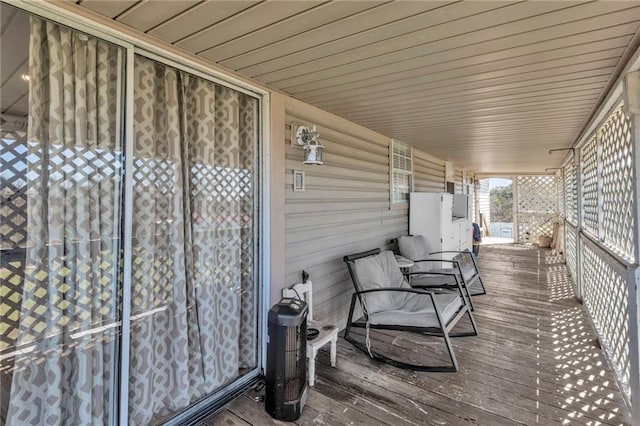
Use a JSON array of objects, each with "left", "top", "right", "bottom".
[{"left": 395, "top": 255, "right": 415, "bottom": 281}]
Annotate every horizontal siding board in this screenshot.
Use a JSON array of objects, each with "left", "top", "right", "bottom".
[
  {"left": 286, "top": 152, "right": 387, "bottom": 175},
  {"left": 285, "top": 160, "right": 388, "bottom": 183},
  {"left": 285, "top": 139, "right": 388, "bottom": 166},
  {"left": 285, "top": 200, "right": 392, "bottom": 215},
  {"left": 414, "top": 166, "right": 445, "bottom": 179},
  {"left": 286, "top": 189, "right": 389, "bottom": 201},
  {"left": 285, "top": 116, "right": 389, "bottom": 152},
  {"left": 413, "top": 147, "right": 445, "bottom": 193},
  {"left": 286, "top": 210, "right": 404, "bottom": 232},
  {"left": 285, "top": 100, "right": 413, "bottom": 327},
  {"left": 285, "top": 216, "right": 406, "bottom": 246},
  {"left": 285, "top": 224, "right": 406, "bottom": 271},
  {"left": 285, "top": 224, "right": 407, "bottom": 272},
  {"left": 286, "top": 177, "right": 390, "bottom": 193}
]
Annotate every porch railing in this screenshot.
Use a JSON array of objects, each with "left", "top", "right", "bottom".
[{"left": 561, "top": 101, "right": 638, "bottom": 412}]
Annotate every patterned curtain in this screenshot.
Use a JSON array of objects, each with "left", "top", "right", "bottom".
[
  {"left": 128, "top": 56, "right": 257, "bottom": 424},
  {"left": 4, "top": 18, "right": 123, "bottom": 425}
]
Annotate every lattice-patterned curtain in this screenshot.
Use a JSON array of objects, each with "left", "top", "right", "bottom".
[
  {"left": 5, "top": 18, "right": 124, "bottom": 425},
  {"left": 128, "top": 56, "right": 257, "bottom": 424}
]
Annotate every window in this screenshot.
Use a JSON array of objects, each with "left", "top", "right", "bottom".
[{"left": 391, "top": 139, "right": 412, "bottom": 204}]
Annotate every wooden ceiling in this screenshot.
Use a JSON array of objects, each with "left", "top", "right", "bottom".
[{"left": 51, "top": 2, "right": 640, "bottom": 171}]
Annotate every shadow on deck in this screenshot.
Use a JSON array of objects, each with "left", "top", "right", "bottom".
[{"left": 208, "top": 244, "right": 631, "bottom": 425}]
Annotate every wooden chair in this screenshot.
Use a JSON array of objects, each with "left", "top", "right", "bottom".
[
  {"left": 282, "top": 280, "right": 338, "bottom": 386},
  {"left": 343, "top": 249, "right": 477, "bottom": 372}
]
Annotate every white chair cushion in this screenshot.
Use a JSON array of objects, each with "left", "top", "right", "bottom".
[
  {"left": 397, "top": 235, "right": 433, "bottom": 273},
  {"left": 409, "top": 273, "right": 457, "bottom": 288},
  {"left": 351, "top": 250, "right": 410, "bottom": 313},
  {"left": 368, "top": 293, "right": 462, "bottom": 328}
]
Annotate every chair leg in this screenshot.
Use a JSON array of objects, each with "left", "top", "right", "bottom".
[
  {"left": 449, "top": 305, "right": 479, "bottom": 337},
  {"left": 344, "top": 294, "right": 358, "bottom": 341},
  {"left": 463, "top": 283, "right": 475, "bottom": 311},
  {"left": 330, "top": 335, "right": 337, "bottom": 367},
  {"left": 308, "top": 350, "right": 316, "bottom": 386},
  {"left": 442, "top": 328, "right": 459, "bottom": 372},
  {"left": 467, "top": 308, "right": 479, "bottom": 336},
  {"left": 476, "top": 275, "right": 487, "bottom": 295},
  {"left": 430, "top": 293, "right": 459, "bottom": 372},
  {"left": 469, "top": 256, "right": 487, "bottom": 295}
]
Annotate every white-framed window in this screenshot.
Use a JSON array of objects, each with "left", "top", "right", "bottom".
[{"left": 390, "top": 138, "right": 413, "bottom": 205}]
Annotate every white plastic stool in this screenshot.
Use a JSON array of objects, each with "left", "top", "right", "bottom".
[{"left": 282, "top": 280, "right": 338, "bottom": 386}]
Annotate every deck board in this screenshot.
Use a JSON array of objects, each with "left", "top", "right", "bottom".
[{"left": 206, "top": 244, "right": 632, "bottom": 425}]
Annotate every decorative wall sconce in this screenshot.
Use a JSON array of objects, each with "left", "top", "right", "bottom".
[{"left": 294, "top": 124, "right": 324, "bottom": 165}]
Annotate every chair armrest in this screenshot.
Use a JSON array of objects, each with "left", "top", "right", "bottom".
[
  {"left": 405, "top": 271, "right": 457, "bottom": 278},
  {"left": 407, "top": 271, "right": 467, "bottom": 300},
  {"left": 429, "top": 250, "right": 471, "bottom": 256},
  {"left": 414, "top": 258, "right": 460, "bottom": 267},
  {"left": 355, "top": 287, "right": 435, "bottom": 296}
]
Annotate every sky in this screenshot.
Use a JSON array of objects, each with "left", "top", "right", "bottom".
[{"left": 488, "top": 178, "right": 512, "bottom": 189}]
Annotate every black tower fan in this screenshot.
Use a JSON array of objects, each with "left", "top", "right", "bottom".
[{"left": 265, "top": 298, "right": 308, "bottom": 421}]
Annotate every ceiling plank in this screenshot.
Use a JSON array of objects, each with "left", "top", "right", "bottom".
[
  {"left": 117, "top": 0, "right": 200, "bottom": 32},
  {"left": 147, "top": 1, "right": 260, "bottom": 44},
  {"left": 324, "top": 76, "right": 607, "bottom": 115},
  {"left": 284, "top": 40, "right": 629, "bottom": 96},
  {"left": 229, "top": 1, "right": 516, "bottom": 75},
  {"left": 278, "top": 28, "right": 635, "bottom": 93},
  {"left": 78, "top": 0, "right": 138, "bottom": 18},
  {"left": 302, "top": 57, "right": 619, "bottom": 104},
  {"left": 72, "top": 0, "right": 640, "bottom": 173},
  {"left": 201, "top": 1, "right": 388, "bottom": 62},
  {"left": 176, "top": 1, "right": 326, "bottom": 54}
]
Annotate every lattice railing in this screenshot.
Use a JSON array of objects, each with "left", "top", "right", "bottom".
[
  {"left": 557, "top": 171, "right": 565, "bottom": 219},
  {"left": 600, "top": 106, "right": 634, "bottom": 261},
  {"left": 559, "top": 100, "right": 637, "bottom": 407},
  {"left": 564, "top": 163, "right": 578, "bottom": 226},
  {"left": 581, "top": 241, "right": 630, "bottom": 397},
  {"left": 565, "top": 223, "right": 577, "bottom": 282},
  {"left": 516, "top": 175, "right": 557, "bottom": 243},
  {"left": 581, "top": 136, "right": 599, "bottom": 237}
]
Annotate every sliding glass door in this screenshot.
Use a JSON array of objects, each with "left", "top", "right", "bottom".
[
  {"left": 1, "top": 7, "right": 125, "bottom": 424},
  {"left": 1, "top": 5, "right": 262, "bottom": 425},
  {"left": 127, "top": 55, "right": 259, "bottom": 424}
]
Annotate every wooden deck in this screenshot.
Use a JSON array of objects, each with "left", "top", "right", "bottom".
[{"left": 207, "top": 245, "right": 632, "bottom": 425}]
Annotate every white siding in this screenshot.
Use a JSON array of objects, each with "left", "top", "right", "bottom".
[
  {"left": 413, "top": 149, "right": 445, "bottom": 192},
  {"left": 479, "top": 179, "right": 491, "bottom": 225},
  {"left": 455, "top": 167, "right": 464, "bottom": 194},
  {"left": 284, "top": 102, "right": 407, "bottom": 328}
]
